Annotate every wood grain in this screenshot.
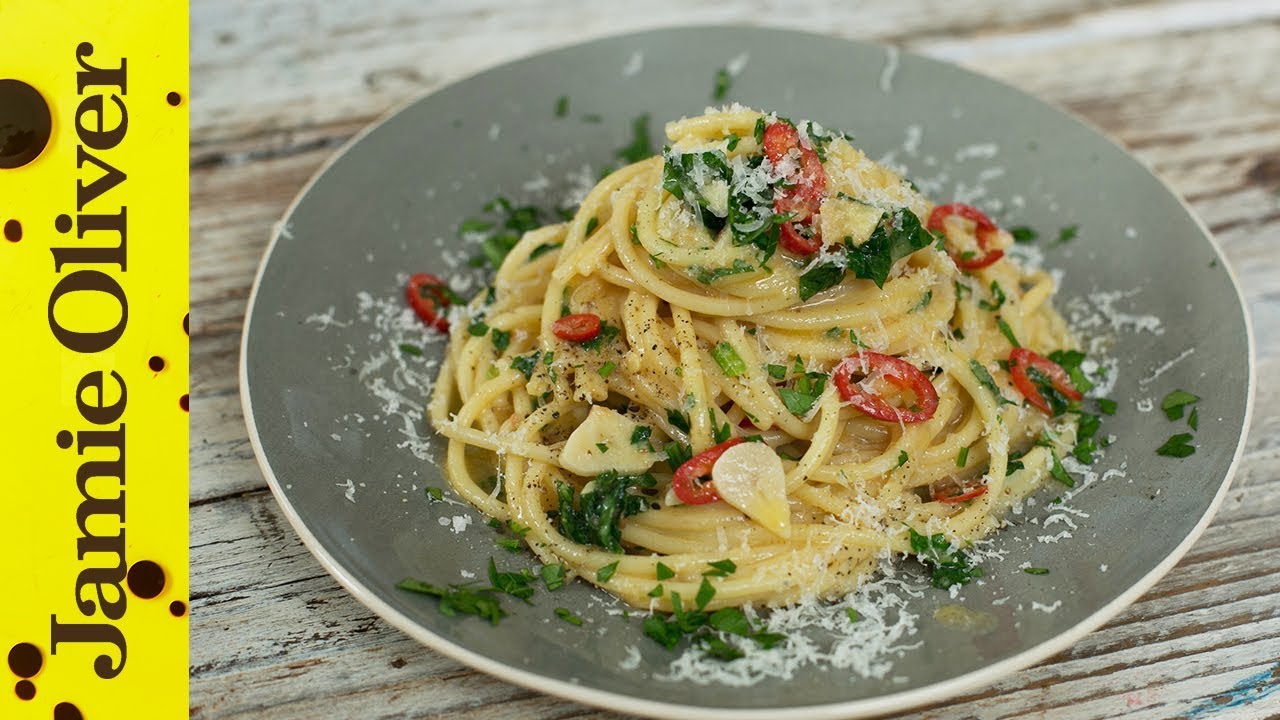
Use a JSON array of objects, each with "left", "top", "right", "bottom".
[{"left": 190, "top": 1, "right": 1280, "bottom": 718}]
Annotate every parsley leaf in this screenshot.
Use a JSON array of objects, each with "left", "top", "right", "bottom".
[
  {"left": 1161, "top": 389, "right": 1200, "bottom": 421},
  {"left": 970, "top": 360, "right": 1013, "bottom": 405},
  {"left": 1010, "top": 226, "right": 1038, "bottom": 243},
  {"left": 1157, "top": 433, "right": 1196, "bottom": 458},
  {"left": 555, "top": 607, "right": 584, "bottom": 626},
  {"left": 511, "top": 352, "right": 540, "bottom": 379},
  {"left": 798, "top": 263, "right": 846, "bottom": 301},
  {"left": 596, "top": 561, "right": 619, "bottom": 583},
  {"left": 555, "top": 471, "right": 656, "bottom": 553},
  {"left": 396, "top": 578, "right": 506, "bottom": 624},
  {"left": 908, "top": 529, "right": 983, "bottom": 590},
  {"left": 711, "top": 342, "right": 747, "bottom": 377},
  {"left": 712, "top": 68, "right": 731, "bottom": 100},
  {"left": 845, "top": 207, "right": 933, "bottom": 288},
  {"left": 617, "top": 113, "right": 652, "bottom": 164},
  {"left": 541, "top": 564, "right": 566, "bottom": 591},
  {"left": 490, "top": 328, "right": 511, "bottom": 353}
]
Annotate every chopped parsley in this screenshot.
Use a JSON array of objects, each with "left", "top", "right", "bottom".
[
  {"left": 725, "top": 133, "right": 741, "bottom": 151},
  {"left": 617, "top": 113, "right": 653, "bottom": 164},
  {"left": 598, "top": 361, "right": 617, "bottom": 378},
  {"left": 996, "top": 317, "right": 1020, "bottom": 347},
  {"left": 897, "top": 450, "right": 909, "bottom": 468},
  {"left": 490, "top": 328, "right": 511, "bottom": 353},
  {"left": 584, "top": 216, "right": 599, "bottom": 236},
  {"left": 956, "top": 447, "right": 970, "bottom": 467},
  {"left": 396, "top": 578, "right": 506, "bottom": 624},
  {"left": 846, "top": 608, "right": 859, "bottom": 624},
  {"left": 695, "top": 577, "right": 716, "bottom": 610},
  {"left": 1073, "top": 412, "right": 1102, "bottom": 464},
  {"left": 1161, "top": 389, "right": 1200, "bottom": 421},
  {"left": 970, "top": 360, "right": 1013, "bottom": 405},
  {"left": 465, "top": 196, "right": 547, "bottom": 270},
  {"left": 511, "top": 352, "right": 540, "bottom": 379},
  {"left": 662, "top": 148, "right": 732, "bottom": 231},
  {"left": 908, "top": 529, "right": 982, "bottom": 590},
  {"left": 665, "top": 441, "right": 693, "bottom": 471},
  {"left": 656, "top": 562, "right": 675, "bottom": 581},
  {"left": 978, "top": 281, "right": 1007, "bottom": 311},
  {"left": 595, "top": 442, "right": 609, "bottom": 454},
  {"left": 703, "top": 559, "right": 737, "bottom": 577},
  {"left": 767, "top": 363, "right": 787, "bottom": 380},
  {"left": 541, "top": 564, "right": 566, "bottom": 591},
  {"left": 1047, "top": 349, "right": 1094, "bottom": 394},
  {"left": 1156, "top": 433, "right": 1196, "bottom": 458},
  {"left": 555, "top": 471, "right": 656, "bottom": 552},
  {"left": 555, "top": 607, "right": 584, "bottom": 626},
  {"left": 712, "top": 68, "right": 731, "bottom": 100},
  {"left": 798, "top": 207, "right": 935, "bottom": 299},
  {"left": 424, "top": 486, "right": 444, "bottom": 502},
  {"left": 667, "top": 408, "right": 691, "bottom": 433},
  {"left": 692, "top": 258, "right": 755, "bottom": 285},
  {"left": 580, "top": 320, "right": 620, "bottom": 351},
  {"left": 398, "top": 343, "right": 423, "bottom": 357},
  {"left": 1049, "top": 452, "right": 1074, "bottom": 487},
  {"left": 554, "top": 95, "right": 569, "bottom": 118},
  {"left": 487, "top": 558, "right": 538, "bottom": 602},
  {"left": 468, "top": 317, "right": 491, "bottom": 336},
  {"left": 711, "top": 342, "right": 747, "bottom": 377},
  {"left": 910, "top": 290, "right": 933, "bottom": 313},
  {"left": 798, "top": 263, "right": 845, "bottom": 301},
  {"left": 1057, "top": 224, "right": 1079, "bottom": 244},
  {"left": 1023, "top": 567, "right": 1050, "bottom": 575},
  {"left": 631, "top": 425, "right": 652, "bottom": 447},
  {"left": 596, "top": 561, "right": 620, "bottom": 583},
  {"left": 779, "top": 370, "right": 827, "bottom": 417},
  {"left": 1097, "top": 397, "right": 1118, "bottom": 416},
  {"left": 1010, "top": 226, "right": 1038, "bottom": 243}
]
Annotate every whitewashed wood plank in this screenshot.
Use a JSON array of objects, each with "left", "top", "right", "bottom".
[{"left": 190, "top": 0, "right": 1155, "bottom": 143}]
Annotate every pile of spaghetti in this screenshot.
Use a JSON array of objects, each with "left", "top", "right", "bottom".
[{"left": 424, "top": 108, "right": 1085, "bottom": 610}]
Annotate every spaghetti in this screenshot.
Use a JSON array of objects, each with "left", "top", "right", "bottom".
[{"left": 427, "top": 108, "right": 1082, "bottom": 610}]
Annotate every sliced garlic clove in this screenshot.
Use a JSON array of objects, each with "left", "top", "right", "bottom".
[
  {"left": 711, "top": 441, "right": 791, "bottom": 539},
  {"left": 560, "top": 406, "right": 659, "bottom": 477},
  {"left": 820, "top": 194, "right": 883, "bottom": 248}
]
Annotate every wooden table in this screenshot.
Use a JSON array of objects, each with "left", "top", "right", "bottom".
[{"left": 190, "top": 2, "right": 1280, "bottom": 717}]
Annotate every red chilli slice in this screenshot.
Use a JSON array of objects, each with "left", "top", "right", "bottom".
[
  {"left": 551, "top": 313, "right": 602, "bottom": 342},
  {"left": 671, "top": 438, "right": 744, "bottom": 505},
  {"left": 833, "top": 351, "right": 939, "bottom": 424},
  {"left": 762, "top": 121, "right": 827, "bottom": 256},
  {"left": 1008, "top": 347, "right": 1083, "bottom": 415},
  {"left": 927, "top": 203, "right": 1005, "bottom": 271},
  {"left": 406, "top": 273, "right": 452, "bottom": 333},
  {"left": 930, "top": 477, "right": 989, "bottom": 504}
]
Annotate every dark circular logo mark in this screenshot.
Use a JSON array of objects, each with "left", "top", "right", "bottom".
[
  {"left": 56, "top": 430, "right": 73, "bottom": 449},
  {"left": 180, "top": 394, "right": 189, "bottom": 412},
  {"left": 166, "top": 91, "right": 182, "bottom": 107},
  {"left": 126, "top": 560, "right": 166, "bottom": 599},
  {"left": 0, "top": 79, "right": 52, "bottom": 170},
  {"left": 169, "top": 600, "right": 187, "bottom": 617},
  {"left": 14, "top": 679, "right": 34, "bottom": 700},
  {"left": 54, "top": 214, "right": 72, "bottom": 233},
  {"left": 7, "top": 642, "right": 42, "bottom": 677},
  {"left": 149, "top": 356, "right": 166, "bottom": 372},
  {"left": 54, "top": 701, "right": 84, "bottom": 720},
  {"left": 3, "top": 219, "right": 21, "bottom": 242}
]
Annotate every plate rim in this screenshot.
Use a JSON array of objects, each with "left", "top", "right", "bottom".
[{"left": 236, "top": 25, "right": 1257, "bottom": 719}]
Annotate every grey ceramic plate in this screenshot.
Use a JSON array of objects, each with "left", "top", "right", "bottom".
[{"left": 241, "top": 27, "right": 1254, "bottom": 719}]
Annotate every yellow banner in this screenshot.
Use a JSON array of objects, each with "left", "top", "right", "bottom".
[{"left": 0, "top": 1, "right": 189, "bottom": 718}]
